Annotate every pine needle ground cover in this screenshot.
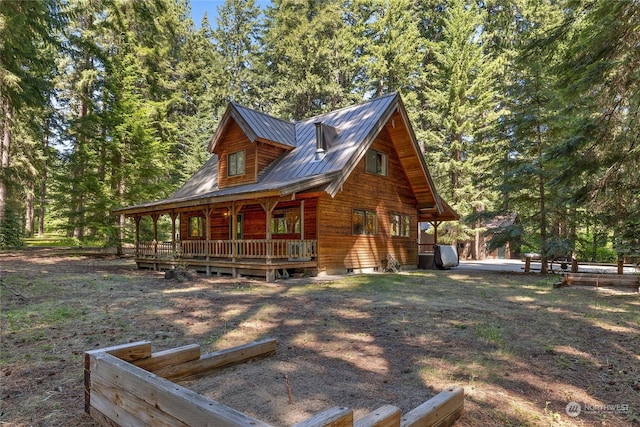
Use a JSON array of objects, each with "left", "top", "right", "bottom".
[{"left": 1, "top": 250, "right": 638, "bottom": 426}]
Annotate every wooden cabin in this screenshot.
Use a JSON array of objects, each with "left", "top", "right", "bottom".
[{"left": 112, "top": 93, "right": 458, "bottom": 280}]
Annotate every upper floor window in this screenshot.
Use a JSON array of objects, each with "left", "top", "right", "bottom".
[
  {"left": 228, "top": 150, "right": 245, "bottom": 176},
  {"left": 366, "top": 149, "right": 387, "bottom": 176}
]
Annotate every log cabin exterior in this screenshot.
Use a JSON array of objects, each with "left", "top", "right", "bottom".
[{"left": 113, "top": 93, "right": 458, "bottom": 280}]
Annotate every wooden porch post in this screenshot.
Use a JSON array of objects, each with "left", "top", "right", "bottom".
[
  {"left": 260, "top": 199, "right": 277, "bottom": 264},
  {"left": 204, "top": 206, "right": 212, "bottom": 276},
  {"left": 151, "top": 214, "right": 160, "bottom": 257},
  {"left": 134, "top": 216, "right": 141, "bottom": 258},
  {"left": 170, "top": 211, "right": 177, "bottom": 255},
  {"left": 430, "top": 220, "right": 442, "bottom": 245},
  {"left": 231, "top": 202, "right": 237, "bottom": 262},
  {"left": 300, "top": 199, "right": 305, "bottom": 240}
]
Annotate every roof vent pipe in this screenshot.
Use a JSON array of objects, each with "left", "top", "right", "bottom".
[{"left": 314, "top": 122, "right": 326, "bottom": 161}]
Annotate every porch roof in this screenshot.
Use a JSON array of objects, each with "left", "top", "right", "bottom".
[{"left": 112, "top": 172, "right": 338, "bottom": 216}]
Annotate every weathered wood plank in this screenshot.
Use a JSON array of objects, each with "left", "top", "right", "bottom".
[
  {"left": 293, "top": 406, "right": 354, "bottom": 427},
  {"left": 154, "top": 338, "right": 277, "bottom": 381},
  {"left": 354, "top": 405, "right": 401, "bottom": 427},
  {"left": 400, "top": 386, "right": 464, "bottom": 427},
  {"left": 133, "top": 344, "right": 201, "bottom": 373},
  {"left": 90, "top": 374, "right": 189, "bottom": 427},
  {"left": 89, "top": 406, "right": 125, "bottom": 427},
  {"left": 89, "top": 386, "right": 147, "bottom": 427},
  {"left": 565, "top": 274, "right": 639, "bottom": 286},
  {"left": 92, "top": 352, "right": 274, "bottom": 427},
  {"left": 86, "top": 341, "right": 152, "bottom": 362},
  {"left": 85, "top": 341, "right": 152, "bottom": 414}
]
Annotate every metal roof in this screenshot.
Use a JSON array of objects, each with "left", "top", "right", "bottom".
[
  {"left": 208, "top": 103, "right": 296, "bottom": 152},
  {"left": 231, "top": 103, "right": 297, "bottom": 147},
  {"left": 114, "top": 93, "right": 456, "bottom": 221}
]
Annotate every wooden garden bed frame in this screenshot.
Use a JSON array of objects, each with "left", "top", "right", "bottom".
[
  {"left": 555, "top": 273, "right": 640, "bottom": 292},
  {"left": 84, "top": 338, "right": 464, "bottom": 427}
]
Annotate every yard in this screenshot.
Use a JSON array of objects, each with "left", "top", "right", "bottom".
[{"left": 1, "top": 249, "right": 638, "bottom": 426}]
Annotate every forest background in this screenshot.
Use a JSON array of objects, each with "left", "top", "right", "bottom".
[{"left": 1, "top": 0, "right": 638, "bottom": 270}]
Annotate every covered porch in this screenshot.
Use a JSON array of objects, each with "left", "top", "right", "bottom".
[
  {"left": 129, "top": 238, "right": 317, "bottom": 280},
  {"left": 115, "top": 194, "right": 319, "bottom": 281}
]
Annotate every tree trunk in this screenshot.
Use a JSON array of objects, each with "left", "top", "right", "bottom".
[
  {"left": 25, "top": 189, "right": 34, "bottom": 237},
  {"left": 537, "top": 123, "right": 548, "bottom": 274},
  {"left": 0, "top": 101, "right": 11, "bottom": 225},
  {"left": 38, "top": 170, "right": 47, "bottom": 236}
]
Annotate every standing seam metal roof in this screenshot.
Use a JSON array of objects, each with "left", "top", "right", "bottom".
[
  {"left": 231, "top": 103, "right": 297, "bottom": 147},
  {"left": 114, "top": 92, "right": 453, "bottom": 218}
]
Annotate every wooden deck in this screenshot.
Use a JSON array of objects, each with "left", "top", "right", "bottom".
[{"left": 129, "top": 239, "right": 318, "bottom": 281}]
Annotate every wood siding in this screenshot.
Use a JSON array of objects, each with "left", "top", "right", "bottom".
[
  {"left": 179, "top": 200, "right": 318, "bottom": 242},
  {"left": 385, "top": 111, "right": 437, "bottom": 207},
  {"left": 213, "top": 120, "right": 257, "bottom": 188},
  {"left": 317, "top": 126, "right": 418, "bottom": 273},
  {"left": 256, "top": 142, "right": 286, "bottom": 179}
]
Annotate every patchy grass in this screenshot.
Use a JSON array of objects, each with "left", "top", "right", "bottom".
[{"left": 1, "top": 250, "right": 639, "bottom": 426}]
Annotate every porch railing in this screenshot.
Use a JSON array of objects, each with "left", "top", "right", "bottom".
[{"left": 135, "top": 239, "right": 317, "bottom": 261}]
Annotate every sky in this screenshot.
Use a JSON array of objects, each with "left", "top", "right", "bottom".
[{"left": 190, "top": 0, "right": 271, "bottom": 28}]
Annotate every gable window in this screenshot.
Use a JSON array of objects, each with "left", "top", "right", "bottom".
[
  {"left": 188, "top": 216, "right": 204, "bottom": 238},
  {"left": 271, "top": 208, "right": 301, "bottom": 234},
  {"left": 365, "top": 149, "right": 387, "bottom": 176},
  {"left": 228, "top": 150, "right": 245, "bottom": 176},
  {"left": 391, "top": 214, "right": 411, "bottom": 237},
  {"left": 353, "top": 209, "right": 377, "bottom": 235}
]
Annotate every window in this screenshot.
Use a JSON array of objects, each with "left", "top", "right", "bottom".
[
  {"left": 402, "top": 215, "right": 411, "bottom": 237},
  {"left": 365, "top": 149, "right": 387, "bottom": 176},
  {"left": 188, "top": 216, "right": 204, "bottom": 238},
  {"left": 228, "top": 150, "right": 245, "bottom": 176},
  {"left": 391, "top": 214, "right": 411, "bottom": 237},
  {"left": 271, "top": 208, "right": 300, "bottom": 234},
  {"left": 353, "top": 209, "right": 377, "bottom": 235}
]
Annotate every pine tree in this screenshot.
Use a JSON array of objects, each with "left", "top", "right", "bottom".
[
  {"left": 500, "top": 0, "right": 565, "bottom": 271},
  {"left": 348, "top": 0, "right": 424, "bottom": 100},
  {"left": 258, "top": 0, "right": 353, "bottom": 119},
  {"left": 420, "top": 0, "right": 503, "bottom": 255},
  {"left": 551, "top": 0, "right": 640, "bottom": 260},
  {"left": 0, "top": 0, "right": 61, "bottom": 245},
  {"left": 213, "top": 0, "right": 261, "bottom": 106},
  {"left": 174, "top": 11, "right": 223, "bottom": 181}
]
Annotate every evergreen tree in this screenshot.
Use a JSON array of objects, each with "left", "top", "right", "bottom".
[
  {"left": 258, "top": 0, "right": 353, "bottom": 119},
  {"left": 0, "top": 0, "right": 61, "bottom": 245},
  {"left": 499, "top": 0, "right": 565, "bottom": 271},
  {"left": 551, "top": 0, "right": 640, "bottom": 260},
  {"left": 174, "top": 11, "right": 222, "bottom": 181},
  {"left": 349, "top": 0, "right": 423, "bottom": 100},
  {"left": 214, "top": 0, "right": 261, "bottom": 106},
  {"left": 420, "top": 0, "right": 502, "bottom": 255}
]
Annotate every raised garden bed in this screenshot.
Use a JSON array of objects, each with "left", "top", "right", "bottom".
[
  {"left": 555, "top": 273, "right": 639, "bottom": 292},
  {"left": 84, "top": 339, "right": 464, "bottom": 427}
]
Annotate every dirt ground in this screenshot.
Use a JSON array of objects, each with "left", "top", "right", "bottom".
[{"left": 1, "top": 249, "right": 639, "bottom": 426}]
